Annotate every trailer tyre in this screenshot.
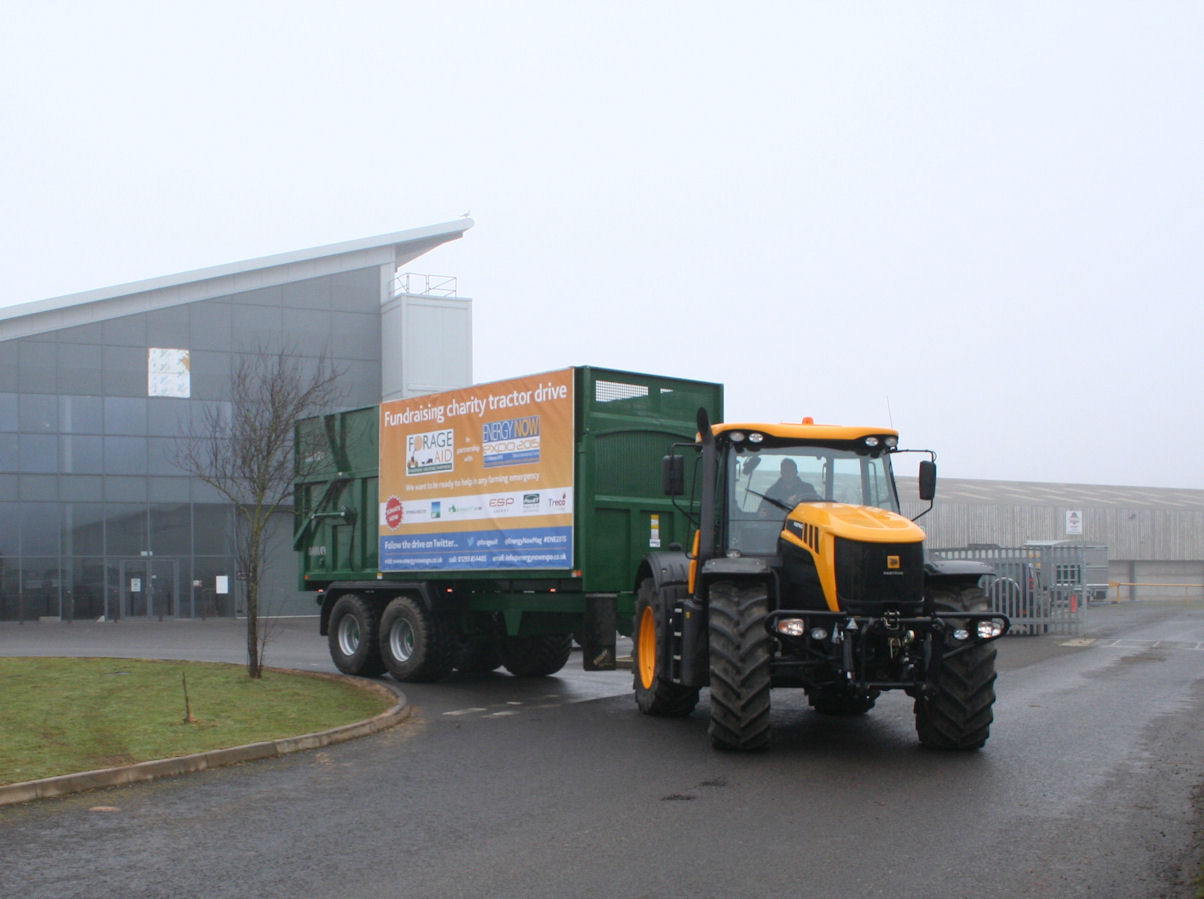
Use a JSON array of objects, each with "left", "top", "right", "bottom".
[
  {"left": 633, "top": 579, "right": 700, "bottom": 717},
  {"left": 707, "top": 580, "right": 772, "bottom": 751},
  {"left": 379, "top": 595, "right": 456, "bottom": 683},
  {"left": 456, "top": 637, "right": 503, "bottom": 674},
  {"left": 327, "top": 594, "right": 385, "bottom": 678},
  {"left": 915, "top": 585, "right": 998, "bottom": 750},
  {"left": 500, "top": 634, "right": 573, "bottom": 677}
]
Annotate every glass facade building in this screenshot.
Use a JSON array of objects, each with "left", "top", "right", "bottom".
[{"left": 0, "top": 223, "right": 472, "bottom": 622}]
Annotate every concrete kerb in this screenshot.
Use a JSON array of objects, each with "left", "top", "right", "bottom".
[{"left": 0, "top": 668, "right": 409, "bottom": 808}]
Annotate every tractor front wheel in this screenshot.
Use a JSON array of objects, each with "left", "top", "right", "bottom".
[
  {"left": 915, "top": 585, "right": 998, "bottom": 750},
  {"left": 707, "top": 580, "right": 771, "bottom": 751}
]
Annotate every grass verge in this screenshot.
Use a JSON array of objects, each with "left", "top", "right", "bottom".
[{"left": 0, "top": 657, "right": 393, "bottom": 785}]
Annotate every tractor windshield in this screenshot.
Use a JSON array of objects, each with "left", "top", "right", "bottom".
[{"left": 725, "top": 444, "right": 900, "bottom": 554}]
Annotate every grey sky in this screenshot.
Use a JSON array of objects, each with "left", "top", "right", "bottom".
[{"left": 2, "top": 3, "right": 1201, "bottom": 488}]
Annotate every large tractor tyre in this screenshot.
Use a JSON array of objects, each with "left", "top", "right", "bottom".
[
  {"left": 707, "top": 580, "right": 772, "bottom": 751},
  {"left": 327, "top": 594, "right": 385, "bottom": 677},
  {"left": 500, "top": 634, "right": 573, "bottom": 677},
  {"left": 915, "top": 585, "right": 998, "bottom": 750},
  {"left": 633, "top": 579, "right": 700, "bottom": 717},
  {"left": 807, "top": 685, "right": 879, "bottom": 716},
  {"left": 456, "top": 637, "right": 503, "bottom": 674},
  {"left": 379, "top": 595, "right": 456, "bottom": 683}
]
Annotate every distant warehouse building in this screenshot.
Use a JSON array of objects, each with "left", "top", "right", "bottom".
[
  {"left": 0, "top": 221, "right": 473, "bottom": 622},
  {"left": 902, "top": 478, "right": 1204, "bottom": 601}
]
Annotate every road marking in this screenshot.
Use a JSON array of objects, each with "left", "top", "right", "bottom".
[
  {"left": 1060, "top": 638, "right": 1096, "bottom": 646},
  {"left": 443, "top": 707, "right": 487, "bottom": 717},
  {"left": 1098, "top": 639, "right": 1204, "bottom": 652}
]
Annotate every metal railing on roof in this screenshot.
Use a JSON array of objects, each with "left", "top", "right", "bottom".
[{"left": 392, "top": 272, "right": 458, "bottom": 298}]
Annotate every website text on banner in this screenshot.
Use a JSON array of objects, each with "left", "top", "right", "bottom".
[{"left": 378, "top": 369, "right": 575, "bottom": 571}]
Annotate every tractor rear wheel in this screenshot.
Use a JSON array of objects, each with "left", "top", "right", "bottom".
[
  {"left": 707, "top": 580, "right": 771, "bottom": 750},
  {"left": 915, "top": 585, "right": 998, "bottom": 750},
  {"left": 633, "top": 579, "right": 700, "bottom": 717},
  {"left": 379, "top": 594, "right": 456, "bottom": 683}
]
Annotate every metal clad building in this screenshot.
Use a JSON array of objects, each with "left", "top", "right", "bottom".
[
  {"left": 0, "top": 221, "right": 473, "bottom": 622},
  {"left": 901, "top": 478, "right": 1204, "bottom": 600}
]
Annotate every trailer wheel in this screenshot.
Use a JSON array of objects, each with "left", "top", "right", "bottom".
[
  {"left": 327, "top": 594, "right": 385, "bottom": 677},
  {"left": 633, "top": 579, "right": 699, "bottom": 716},
  {"left": 915, "top": 585, "right": 998, "bottom": 750},
  {"left": 456, "top": 637, "right": 502, "bottom": 674},
  {"left": 379, "top": 595, "right": 455, "bottom": 683},
  {"left": 500, "top": 634, "right": 573, "bottom": 677},
  {"left": 707, "top": 580, "right": 771, "bottom": 751},
  {"left": 807, "top": 685, "right": 878, "bottom": 716}
]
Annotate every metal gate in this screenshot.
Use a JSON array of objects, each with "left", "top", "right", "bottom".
[{"left": 931, "top": 544, "right": 1108, "bottom": 638}]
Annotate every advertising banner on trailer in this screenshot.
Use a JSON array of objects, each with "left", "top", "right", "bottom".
[{"left": 378, "top": 369, "right": 575, "bottom": 571}]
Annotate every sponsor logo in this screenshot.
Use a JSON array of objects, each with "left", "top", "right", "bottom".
[
  {"left": 406, "top": 429, "right": 454, "bottom": 475},
  {"left": 546, "top": 492, "right": 569, "bottom": 510},
  {"left": 431, "top": 501, "right": 441, "bottom": 520},
  {"left": 384, "top": 496, "right": 403, "bottom": 529},
  {"left": 489, "top": 496, "right": 516, "bottom": 508},
  {"left": 523, "top": 493, "right": 541, "bottom": 507},
  {"left": 482, "top": 415, "right": 542, "bottom": 468}
]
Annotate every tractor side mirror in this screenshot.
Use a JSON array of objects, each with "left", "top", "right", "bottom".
[
  {"left": 662, "top": 454, "right": 685, "bottom": 496},
  {"left": 918, "top": 460, "right": 937, "bottom": 501}
]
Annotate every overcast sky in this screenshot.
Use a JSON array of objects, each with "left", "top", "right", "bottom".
[{"left": 2, "top": 2, "right": 1201, "bottom": 489}]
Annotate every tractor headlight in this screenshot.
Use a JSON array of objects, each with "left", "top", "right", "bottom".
[
  {"left": 977, "top": 619, "right": 1004, "bottom": 639},
  {"left": 776, "top": 618, "right": 807, "bottom": 637},
  {"left": 809, "top": 627, "right": 829, "bottom": 641},
  {"left": 748, "top": 432, "right": 764, "bottom": 444},
  {"left": 953, "top": 627, "right": 970, "bottom": 642}
]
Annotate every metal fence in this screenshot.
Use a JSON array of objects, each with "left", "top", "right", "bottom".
[{"left": 931, "top": 543, "right": 1109, "bottom": 638}]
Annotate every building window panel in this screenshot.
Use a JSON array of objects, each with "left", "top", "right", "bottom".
[
  {"left": 0, "top": 393, "right": 17, "bottom": 430},
  {"left": 150, "top": 504, "right": 191, "bottom": 555},
  {"left": 104, "top": 503, "right": 148, "bottom": 554},
  {"left": 148, "top": 398, "right": 191, "bottom": 437},
  {"left": 20, "top": 503, "right": 61, "bottom": 555},
  {"left": 104, "top": 477, "right": 147, "bottom": 502},
  {"left": 104, "top": 397, "right": 148, "bottom": 435},
  {"left": 60, "top": 476, "right": 104, "bottom": 502},
  {"left": 60, "top": 395, "right": 105, "bottom": 434},
  {"left": 19, "top": 394, "right": 57, "bottom": 432},
  {"left": 19, "top": 434, "right": 58, "bottom": 473},
  {"left": 18, "top": 557, "right": 61, "bottom": 620},
  {"left": 63, "top": 501, "right": 106, "bottom": 555},
  {"left": 0, "top": 433, "right": 17, "bottom": 471}
]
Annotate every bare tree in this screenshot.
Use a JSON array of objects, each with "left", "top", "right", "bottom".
[{"left": 177, "top": 345, "right": 342, "bottom": 677}]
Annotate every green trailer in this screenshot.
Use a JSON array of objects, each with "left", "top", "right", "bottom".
[{"left": 293, "top": 366, "right": 723, "bottom": 681}]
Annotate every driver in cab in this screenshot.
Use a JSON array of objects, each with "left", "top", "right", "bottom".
[{"left": 759, "top": 458, "right": 819, "bottom": 517}]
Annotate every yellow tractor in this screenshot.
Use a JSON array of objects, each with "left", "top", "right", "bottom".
[{"left": 633, "top": 410, "right": 1008, "bottom": 750}]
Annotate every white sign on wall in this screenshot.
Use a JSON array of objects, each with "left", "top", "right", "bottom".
[
  {"left": 148, "top": 347, "right": 191, "bottom": 398},
  {"left": 1065, "top": 510, "right": 1083, "bottom": 536}
]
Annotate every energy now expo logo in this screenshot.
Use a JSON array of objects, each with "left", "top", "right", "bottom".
[{"left": 482, "top": 415, "right": 541, "bottom": 468}]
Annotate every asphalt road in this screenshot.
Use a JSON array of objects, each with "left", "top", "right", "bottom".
[{"left": 1, "top": 602, "right": 1201, "bottom": 898}]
